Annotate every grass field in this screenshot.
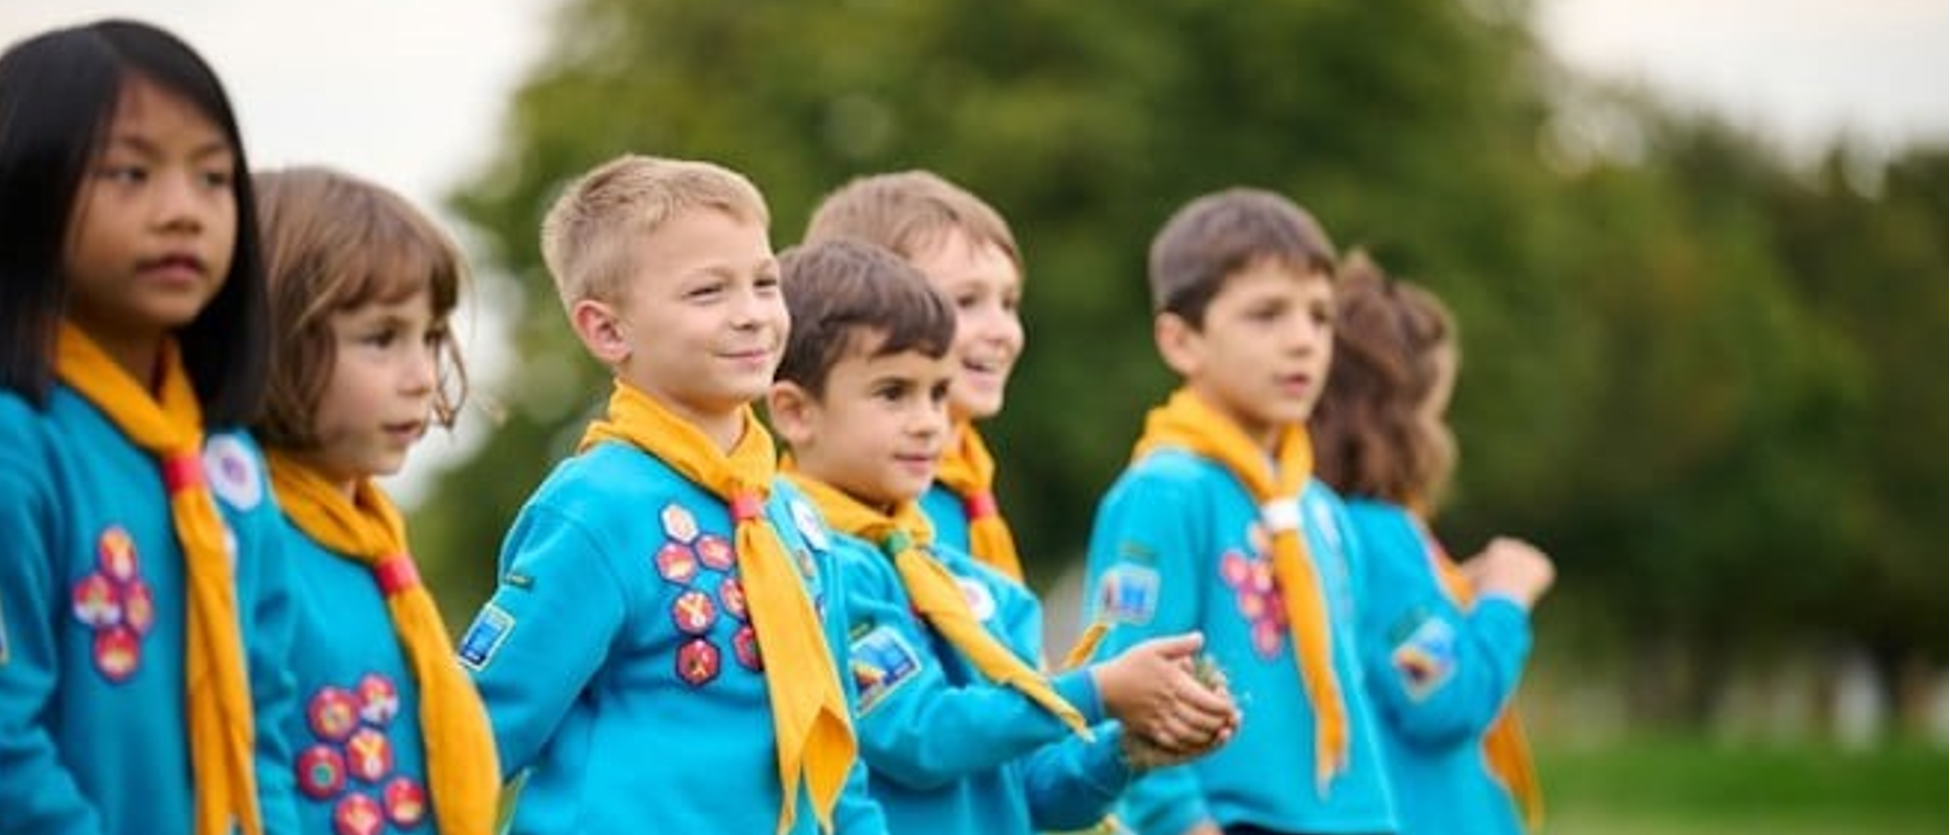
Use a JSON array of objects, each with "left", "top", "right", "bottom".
[{"left": 1537, "top": 737, "right": 1946, "bottom": 835}]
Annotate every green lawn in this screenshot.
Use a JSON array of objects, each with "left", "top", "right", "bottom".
[{"left": 1537, "top": 737, "right": 1946, "bottom": 835}]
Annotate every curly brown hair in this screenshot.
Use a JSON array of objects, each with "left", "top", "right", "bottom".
[{"left": 1310, "top": 250, "right": 1457, "bottom": 511}]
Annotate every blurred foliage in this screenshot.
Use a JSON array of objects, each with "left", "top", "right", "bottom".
[{"left": 416, "top": 0, "right": 1948, "bottom": 725}]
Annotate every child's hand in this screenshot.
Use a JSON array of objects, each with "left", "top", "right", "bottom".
[
  {"left": 1465, "top": 537, "right": 1555, "bottom": 609},
  {"left": 1118, "top": 655, "right": 1240, "bottom": 769},
  {"left": 1091, "top": 633, "right": 1239, "bottom": 756}
]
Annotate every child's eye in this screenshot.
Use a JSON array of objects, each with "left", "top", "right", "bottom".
[
  {"left": 97, "top": 165, "right": 146, "bottom": 184},
  {"left": 955, "top": 293, "right": 981, "bottom": 311},
  {"left": 687, "top": 282, "right": 726, "bottom": 300},
  {"left": 362, "top": 328, "right": 400, "bottom": 348},
  {"left": 199, "top": 168, "right": 233, "bottom": 189},
  {"left": 930, "top": 381, "right": 952, "bottom": 403},
  {"left": 754, "top": 272, "right": 781, "bottom": 291}
]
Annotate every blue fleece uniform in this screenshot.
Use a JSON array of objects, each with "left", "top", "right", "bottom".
[
  {"left": 274, "top": 521, "right": 439, "bottom": 834},
  {"left": 829, "top": 527, "right": 1131, "bottom": 835},
  {"left": 0, "top": 388, "right": 301, "bottom": 835},
  {"left": 917, "top": 483, "right": 972, "bottom": 558},
  {"left": 1349, "top": 499, "right": 1532, "bottom": 835},
  {"left": 460, "top": 441, "right": 887, "bottom": 835},
  {"left": 1081, "top": 448, "right": 1397, "bottom": 835}
]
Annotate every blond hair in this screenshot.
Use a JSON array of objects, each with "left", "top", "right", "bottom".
[
  {"left": 540, "top": 154, "right": 770, "bottom": 310},
  {"left": 803, "top": 170, "right": 1020, "bottom": 271}
]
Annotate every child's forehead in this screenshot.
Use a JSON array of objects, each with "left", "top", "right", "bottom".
[{"left": 1219, "top": 257, "right": 1334, "bottom": 295}]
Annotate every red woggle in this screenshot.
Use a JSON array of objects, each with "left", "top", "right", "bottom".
[
  {"left": 374, "top": 554, "right": 421, "bottom": 595},
  {"left": 161, "top": 453, "right": 204, "bottom": 493},
  {"left": 963, "top": 491, "right": 999, "bottom": 520},
  {"left": 730, "top": 492, "right": 764, "bottom": 522}
]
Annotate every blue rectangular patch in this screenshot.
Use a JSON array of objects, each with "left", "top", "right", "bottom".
[
  {"left": 1098, "top": 563, "right": 1160, "bottom": 625},
  {"left": 1391, "top": 615, "right": 1458, "bottom": 701},
  {"left": 850, "top": 624, "right": 921, "bottom": 713},
  {"left": 458, "top": 604, "right": 515, "bottom": 672}
]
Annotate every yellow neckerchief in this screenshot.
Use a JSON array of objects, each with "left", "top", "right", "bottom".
[
  {"left": 579, "top": 380, "right": 854, "bottom": 835},
  {"left": 933, "top": 420, "right": 1026, "bottom": 582},
  {"left": 54, "top": 321, "right": 262, "bottom": 835},
  {"left": 265, "top": 454, "right": 501, "bottom": 835},
  {"left": 1416, "top": 515, "right": 1544, "bottom": 831},
  {"left": 784, "top": 471, "right": 1092, "bottom": 739},
  {"left": 1132, "top": 387, "right": 1348, "bottom": 795}
]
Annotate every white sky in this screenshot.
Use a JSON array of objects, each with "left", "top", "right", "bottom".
[{"left": 6, "top": 0, "right": 1945, "bottom": 499}]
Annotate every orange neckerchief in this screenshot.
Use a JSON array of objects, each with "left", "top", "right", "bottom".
[
  {"left": 933, "top": 421, "right": 1025, "bottom": 582},
  {"left": 1132, "top": 387, "right": 1348, "bottom": 795},
  {"left": 266, "top": 454, "right": 501, "bottom": 835},
  {"left": 579, "top": 380, "right": 855, "bottom": 835},
  {"left": 785, "top": 472, "right": 1092, "bottom": 739},
  {"left": 54, "top": 321, "right": 262, "bottom": 835},
  {"left": 1420, "top": 520, "right": 1544, "bottom": 831}
]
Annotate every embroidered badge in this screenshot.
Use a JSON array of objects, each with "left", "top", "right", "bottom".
[
  {"left": 956, "top": 576, "right": 997, "bottom": 622},
  {"left": 661, "top": 502, "right": 700, "bottom": 544},
  {"left": 733, "top": 624, "right": 763, "bottom": 671},
  {"left": 677, "top": 638, "right": 721, "bottom": 687},
  {"left": 345, "top": 727, "right": 393, "bottom": 784},
  {"left": 356, "top": 674, "right": 400, "bottom": 726},
  {"left": 383, "top": 776, "right": 428, "bottom": 828},
  {"left": 1220, "top": 550, "right": 1288, "bottom": 660},
  {"left": 1097, "top": 564, "right": 1160, "bottom": 625},
  {"left": 458, "top": 604, "right": 515, "bottom": 672},
  {"left": 791, "top": 499, "right": 831, "bottom": 551},
  {"left": 655, "top": 541, "right": 701, "bottom": 585},
  {"left": 1392, "top": 615, "right": 1458, "bottom": 701},
  {"left": 74, "top": 525, "right": 156, "bottom": 683},
  {"left": 696, "top": 534, "right": 735, "bottom": 571},
  {"left": 333, "top": 792, "right": 385, "bottom": 835},
  {"left": 672, "top": 589, "right": 719, "bottom": 636},
  {"left": 719, "top": 576, "right": 748, "bottom": 621},
  {"left": 296, "top": 744, "right": 349, "bottom": 800},
  {"left": 94, "top": 626, "right": 140, "bottom": 683},
  {"left": 202, "top": 434, "right": 262, "bottom": 511},
  {"left": 308, "top": 686, "right": 362, "bottom": 742},
  {"left": 850, "top": 624, "right": 922, "bottom": 713}
]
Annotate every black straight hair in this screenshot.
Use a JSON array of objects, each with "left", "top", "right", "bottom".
[{"left": 0, "top": 19, "right": 268, "bottom": 425}]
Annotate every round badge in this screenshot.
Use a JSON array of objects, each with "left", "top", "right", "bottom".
[
  {"left": 345, "top": 727, "right": 394, "bottom": 784},
  {"left": 71, "top": 573, "right": 123, "bottom": 628},
  {"left": 1250, "top": 620, "right": 1285, "bottom": 660},
  {"left": 93, "top": 625, "right": 141, "bottom": 683},
  {"left": 956, "top": 576, "right": 996, "bottom": 622},
  {"left": 307, "top": 687, "right": 361, "bottom": 742},
  {"left": 201, "top": 434, "right": 263, "bottom": 511},
  {"left": 122, "top": 580, "right": 155, "bottom": 636},
  {"left": 791, "top": 499, "right": 830, "bottom": 551},
  {"left": 296, "top": 744, "right": 348, "bottom": 800},
  {"left": 97, "top": 526, "right": 139, "bottom": 582},
  {"left": 332, "top": 792, "right": 385, "bottom": 835},
  {"left": 356, "top": 674, "right": 400, "bottom": 727},
  {"left": 1220, "top": 550, "right": 1250, "bottom": 587},
  {"left": 382, "top": 775, "right": 428, "bottom": 828},
  {"left": 654, "top": 542, "right": 700, "bottom": 586}
]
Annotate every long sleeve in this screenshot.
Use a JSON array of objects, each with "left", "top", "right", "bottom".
[
  {"left": 462, "top": 505, "right": 631, "bottom": 778},
  {"left": 238, "top": 453, "right": 302, "bottom": 835},
  {"left": 0, "top": 425, "right": 103, "bottom": 835},
  {"left": 1079, "top": 467, "right": 1212, "bottom": 835},
  {"left": 1354, "top": 503, "right": 1533, "bottom": 748}
]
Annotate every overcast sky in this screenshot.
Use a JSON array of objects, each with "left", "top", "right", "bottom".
[
  {"left": 6, "top": 0, "right": 1943, "bottom": 498},
  {"left": 5, "top": 0, "right": 1944, "bottom": 216}
]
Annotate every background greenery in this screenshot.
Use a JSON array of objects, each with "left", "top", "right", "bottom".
[{"left": 414, "top": 0, "right": 1945, "bottom": 783}]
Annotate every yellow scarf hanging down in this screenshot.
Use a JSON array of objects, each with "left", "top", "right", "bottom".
[
  {"left": 785, "top": 472, "right": 1093, "bottom": 740},
  {"left": 1132, "top": 387, "right": 1349, "bottom": 795},
  {"left": 1423, "top": 524, "right": 1545, "bottom": 831},
  {"left": 933, "top": 421, "right": 1025, "bottom": 582},
  {"left": 266, "top": 454, "right": 501, "bottom": 835},
  {"left": 54, "top": 321, "right": 262, "bottom": 835},
  {"left": 579, "top": 381, "right": 854, "bottom": 835}
]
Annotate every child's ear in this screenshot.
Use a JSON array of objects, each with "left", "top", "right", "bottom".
[
  {"left": 1154, "top": 311, "right": 1201, "bottom": 378},
  {"left": 570, "top": 298, "right": 629, "bottom": 364},
  {"left": 766, "top": 380, "right": 818, "bottom": 449}
]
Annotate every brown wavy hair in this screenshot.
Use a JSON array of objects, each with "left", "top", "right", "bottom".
[
  {"left": 1311, "top": 250, "right": 1457, "bottom": 511},
  {"left": 253, "top": 166, "right": 469, "bottom": 450}
]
